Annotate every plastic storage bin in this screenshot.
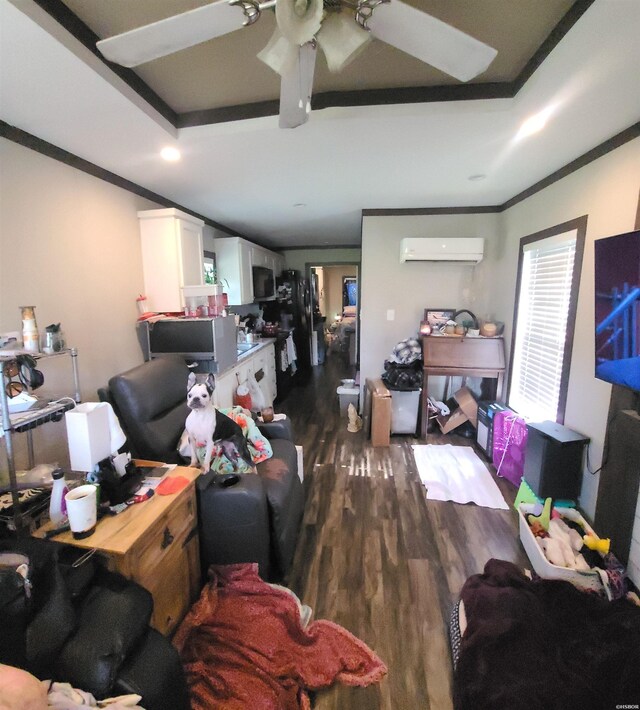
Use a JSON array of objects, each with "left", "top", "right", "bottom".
[
  {"left": 518, "top": 504, "right": 609, "bottom": 597},
  {"left": 390, "top": 388, "right": 421, "bottom": 435},
  {"left": 337, "top": 385, "right": 359, "bottom": 416}
]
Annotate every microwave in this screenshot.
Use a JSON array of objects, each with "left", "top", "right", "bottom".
[
  {"left": 252, "top": 266, "right": 275, "bottom": 300},
  {"left": 140, "top": 315, "right": 237, "bottom": 373}
]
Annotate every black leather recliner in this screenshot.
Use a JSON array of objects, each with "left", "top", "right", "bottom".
[
  {"left": 0, "top": 538, "right": 190, "bottom": 710},
  {"left": 98, "top": 355, "right": 304, "bottom": 581}
]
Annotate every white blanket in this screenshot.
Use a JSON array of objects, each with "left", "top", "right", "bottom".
[{"left": 411, "top": 444, "right": 508, "bottom": 510}]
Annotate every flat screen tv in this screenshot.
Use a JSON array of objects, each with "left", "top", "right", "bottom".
[{"left": 594, "top": 229, "right": 640, "bottom": 391}]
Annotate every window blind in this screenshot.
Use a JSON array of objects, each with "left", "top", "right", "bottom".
[{"left": 509, "top": 230, "right": 577, "bottom": 422}]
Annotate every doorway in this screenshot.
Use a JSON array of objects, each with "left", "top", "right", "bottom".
[{"left": 308, "top": 263, "right": 359, "bottom": 368}]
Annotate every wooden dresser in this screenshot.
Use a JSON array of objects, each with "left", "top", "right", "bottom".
[
  {"left": 36, "top": 465, "right": 201, "bottom": 636},
  {"left": 421, "top": 335, "right": 506, "bottom": 437}
]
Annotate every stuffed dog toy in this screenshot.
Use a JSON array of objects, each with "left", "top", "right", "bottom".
[{"left": 186, "top": 372, "right": 254, "bottom": 473}]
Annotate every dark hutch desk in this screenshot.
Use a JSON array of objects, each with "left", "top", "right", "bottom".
[{"left": 421, "top": 335, "right": 506, "bottom": 438}]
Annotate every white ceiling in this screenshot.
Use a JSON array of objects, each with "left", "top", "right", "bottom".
[{"left": 1, "top": 0, "right": 640, "bottom": 249}]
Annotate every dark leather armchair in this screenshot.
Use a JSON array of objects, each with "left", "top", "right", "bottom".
[
  {"left": 0, "top": 538, "right": 190, "bottom": 710},
  {"left": 98, "top": 355, "right": 304, "bottom": 581}
]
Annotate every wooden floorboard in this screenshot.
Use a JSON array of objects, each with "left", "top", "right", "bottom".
[{"left": 280, "top": 353, "right": 529, "bottom": 709}]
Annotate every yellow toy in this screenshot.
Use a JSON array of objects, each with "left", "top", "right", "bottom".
[{"left": 583, "top": 535, "right": 610, "bottom": 554}]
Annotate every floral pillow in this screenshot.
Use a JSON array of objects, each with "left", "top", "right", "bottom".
[{"left": 179, "top": 406, "right": 273, "bottom": 474}]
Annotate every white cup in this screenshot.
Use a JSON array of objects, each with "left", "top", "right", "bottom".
[{"left": 65, "top": 485, "right": 98, "bottom": 539}]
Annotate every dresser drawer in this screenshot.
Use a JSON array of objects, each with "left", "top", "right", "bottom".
[
  {"left": 133, "top": 491, "right": 196, "bottom": 583},
  {"left": 422, "top": 336, "right": 505, "bottom": 369}
]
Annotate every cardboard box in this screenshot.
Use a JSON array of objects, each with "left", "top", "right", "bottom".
[
  {"left": 366, "top": 378, "right": 391, "bottom": 447},
  {"left": 437, "top": 386, "right": 478, "bottom": 434}
]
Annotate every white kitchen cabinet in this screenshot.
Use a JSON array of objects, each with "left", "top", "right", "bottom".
[
  {"left": 214, "top": 342, "right": 276, "bottom": 410},
  {"left": 251, "top": 246, "right": 269, "bottom": 268},
  {"left": 216, "top": 238, "right": 283, "bottom": 305},
  {"left": 138, "top": 208, "right": 204, "bottom": 312},
  {"left": 216, "top": 237, "right": 253, "bottom": 305},
  {"left": 273, "top": 254, "right": 285, "bottom": 277}
]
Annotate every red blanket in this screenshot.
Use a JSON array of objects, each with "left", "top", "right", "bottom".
[{"left": 173, "top": 564, "right": 387, "bottom": 709}]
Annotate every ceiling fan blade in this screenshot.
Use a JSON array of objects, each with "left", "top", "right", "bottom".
[
  {"left": 366, "top": 0, "right": 497, "bottom": 82},
  {"left": 96, "top": 0, "right": 250, "bottom": 67},
  {"left": 279, "top": 42, "right": 317, "bottom": 129}
]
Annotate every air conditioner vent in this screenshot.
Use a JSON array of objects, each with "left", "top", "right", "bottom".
[{"left": 400, "top": 237, "right": 484, "bottom": 263}]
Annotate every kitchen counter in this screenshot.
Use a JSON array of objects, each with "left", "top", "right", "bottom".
[
  {"left": 234, "top": 337, "right": 276, "bottom": 366},
  {"left": 214, "top": 338, "right": 278, "bottom": 409}
]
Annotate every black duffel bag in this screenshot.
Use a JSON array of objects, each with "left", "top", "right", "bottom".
[{"left": 382, "top": 359, "right": 423, "bottom": 390}]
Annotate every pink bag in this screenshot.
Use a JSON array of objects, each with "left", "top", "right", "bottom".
[{"left": 492, "top": 411, "right": 528, "bottom": 487}]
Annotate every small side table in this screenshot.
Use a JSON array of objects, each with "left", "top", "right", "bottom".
[{"left": 35, "top": 464, "right": 201, "bottom": 636}]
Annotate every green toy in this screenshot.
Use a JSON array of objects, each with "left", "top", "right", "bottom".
[
  {"left": 513, "top": 479, "right": 576, "bottom": 512},
  {"left": 526, "top": 497, "right": 553, "bottom": 532}
]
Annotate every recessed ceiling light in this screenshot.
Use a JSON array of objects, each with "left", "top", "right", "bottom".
[
  {"left": 293, "top": 202, "right": 307, "bottom": 208},
  {"left": 160, "top": 147, "right": 181, "bottom": 162},
  {"left": 516, "top": 106, "right": 554, "bottom": 139},
  {"left": 468, "top": 174, "right": 486, "bottom": 182}
]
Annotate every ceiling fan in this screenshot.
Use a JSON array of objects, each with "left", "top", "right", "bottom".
[{"left": 96, "top": 0, "right": 497, "bottom": 129}]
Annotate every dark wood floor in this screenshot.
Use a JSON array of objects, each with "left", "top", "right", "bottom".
[{"left": 279, "top": 353, "right": 528, "bottom": 710}]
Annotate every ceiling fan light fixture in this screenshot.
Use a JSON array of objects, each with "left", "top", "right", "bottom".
[
  {"left": 317, "top": 10, "right": 371, "bottom": 73},
  {"left": 257, "top": 28, "right": 300, "bottom": 75},
  {"left": 276, "top": 0, "right": 323, "bottom": 45}
]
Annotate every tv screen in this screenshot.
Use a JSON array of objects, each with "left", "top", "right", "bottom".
[
  {"left": 594, "top": 229, "right": 640, "bottom": 391},
  {"left": 252, "top": 265, "right": 275, "bottom": 300}
]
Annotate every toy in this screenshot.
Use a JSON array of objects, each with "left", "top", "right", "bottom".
[
  {"left": 583, "top": 535, "right": 610, "bottom": 554},
  {"left": 514, "top": 479, "right": 575, "bottom": 512},
  {"left": 526, "top": 497, "right": 553, "bottom": 532},
  {"left": 529, "top": 519, "right": 547, "bottom": 538}
]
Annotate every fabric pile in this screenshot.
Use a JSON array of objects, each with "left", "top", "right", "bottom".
[
  {"left": 454, "top": 559, "right": 640, "bottom": 710},
  {"left": 174, "top": 563, "right": 387, "bottom": 709}
]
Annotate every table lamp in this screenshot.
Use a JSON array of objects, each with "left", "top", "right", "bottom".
[{"left": 65, "top": 404, "right": 112, "bottom": 474}]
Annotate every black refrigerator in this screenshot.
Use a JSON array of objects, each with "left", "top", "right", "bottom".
[{"left": 262, "top": 270, "right": 311, "bottom": 389}]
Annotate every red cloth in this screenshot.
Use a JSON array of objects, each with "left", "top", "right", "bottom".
[
  {"left": 173, "top": 564, "right": 387, "bottom": 709},
  {"left": 156, "top": 475, "right": 190, "bottom": 495}
]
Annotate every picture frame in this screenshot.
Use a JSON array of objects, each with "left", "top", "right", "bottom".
[{"left": 424, "top": 309, "right": 455, "bottom": 329}]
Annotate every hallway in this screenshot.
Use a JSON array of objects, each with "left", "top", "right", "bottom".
[{"left": 280, "top": 353, "right": 527, "bottom": 709}]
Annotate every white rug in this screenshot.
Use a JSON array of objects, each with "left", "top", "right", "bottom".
[{"left": 411, "top": 444, "right": 508, "bottom": 510}]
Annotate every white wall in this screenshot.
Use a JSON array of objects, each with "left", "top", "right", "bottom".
[
  {"left": 282, "top": 248, "right": 361, "bottom": 274},
  {"left": 360, "top": 213, "right": 500, "bottom": 395},
  {"left": 487, "top": 138, "right": 640, "bottom": 520},
  {"left": 486, "top": 137, "right": 640, "bottom": 585},
  {"left": 0, "top": 138, "right": 161, "bottom": 471}
]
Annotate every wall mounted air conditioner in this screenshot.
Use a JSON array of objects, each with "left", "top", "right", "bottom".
[{"left": 399, "top": 237, "right": 484, "bottom": 263}]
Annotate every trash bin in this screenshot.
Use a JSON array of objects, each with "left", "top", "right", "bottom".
[
  {"left": 389, "top": 387, "right": 421, "bottom": 435},
  {"left": 337, "top": 385, "right": 359, "bottom": 416}
]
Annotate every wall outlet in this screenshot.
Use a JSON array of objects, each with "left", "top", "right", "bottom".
[{"left": 386, "top": 309, "right": 395, "bottom": 321}]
